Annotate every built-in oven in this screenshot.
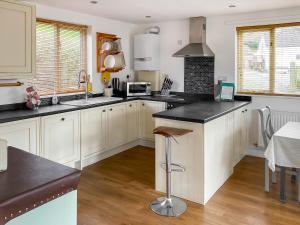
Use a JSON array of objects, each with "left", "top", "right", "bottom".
[{"left": 123, "top": 82, "right": 152, "bottom": 96}]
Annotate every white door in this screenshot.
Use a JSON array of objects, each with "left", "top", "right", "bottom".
[
  {"left": 81, "top": 107, "right": 106, "bottom": 159},
  {"left": 0, "top": 118, "right": 39, "bottom": 155},
  {"left": 41, "top": 111, "right": 80, "bottom": 165},
  {"left": 126, "top": 101, "right": 139, "bottom": 142},
  {"left": 140, "top": 101, "right": 166, "bottom": 140},
  {"left": 0, "top": 1, "right": 35, "bottom": 76},
  {"left": 107, "top": 104, "right": 127, "bottom": 148}
]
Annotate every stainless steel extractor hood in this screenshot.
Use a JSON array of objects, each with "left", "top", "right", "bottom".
[{"left": 173, "top": 17, "right": 214, "bottom": 57}]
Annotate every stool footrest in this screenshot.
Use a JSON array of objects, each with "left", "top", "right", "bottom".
[{"left": 160, "top": 163, "right": 186, "bottom": 172}]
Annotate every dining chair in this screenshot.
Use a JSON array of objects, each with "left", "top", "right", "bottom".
[
  {"left": 258, "top": 106, "right": 277, "bottom": 192},
  {"left": 259, "top": 106, "right": 300, "bottom": 202}
]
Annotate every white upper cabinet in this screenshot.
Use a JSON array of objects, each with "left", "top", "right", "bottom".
[
  {"left": 0, "top": 0, "right": 35, "bottom": 78},
  {"left": 134, "top": 34, "right": 160, "bottom": 71}
]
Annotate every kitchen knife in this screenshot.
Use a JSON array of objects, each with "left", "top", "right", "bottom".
[{"left": 161, "top": 77, "right": 167, "bottom": 94}]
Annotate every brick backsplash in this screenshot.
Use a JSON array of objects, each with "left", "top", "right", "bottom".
[{"left": 184, "top": 57, "right": 215, "bottom": 95}]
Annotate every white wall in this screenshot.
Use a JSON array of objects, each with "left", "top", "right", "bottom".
[
  {"left": 134, "top": 20, "right": 188, "bottom": 91},
  {"left": 135, "top": 7, "right": 300, "bottom": 146},
  {"left": 0, "top": 3, "right": 137, "bottom": 105}
]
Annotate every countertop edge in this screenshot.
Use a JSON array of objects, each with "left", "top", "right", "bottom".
[
  {"left": 153, "top": 101, "right": 251, "bottom": 124},
  {"left": 0, "top": 97, "right": 251, "bottom": 124}
]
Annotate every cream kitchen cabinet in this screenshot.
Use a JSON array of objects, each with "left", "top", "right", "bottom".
[
  {"left": 126, "top": 101, "right": 139, "bottom": 142},
  {"left": 0, "top": 0, "right": 36, "bottom": 77},
  {"left": 155, "top": 111, "right": 235, "bottom": 204},
  {"left": 81, "top": 106, "right": 107, "bottom": 160},
  {"left": 233, "top": 106, "right": 249, "bottom": 166},
  {"left": 41, "top": 111, "right": 80, "bottom": 166},
  {"left": 107, "top": 103, "right": 127, "bottom": 149},
  {"left": 0, "top": 118, "right": 39, "bottom": 155},
  {"left": 140, "top": 101, "right": 166, "bottom": 140}
]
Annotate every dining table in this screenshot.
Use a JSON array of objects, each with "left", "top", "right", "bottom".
[{"left": 264, "top": 122, "right": 300, "bottom": 202}]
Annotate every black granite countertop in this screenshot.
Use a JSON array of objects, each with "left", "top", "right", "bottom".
[
  {"left": 0, "top": 94, "right": 251, "bottom": 124},
  {"left": 0, "top": 104, "right": 79, "bottom": 124},
  {"left": 153, "top": 100, "right": 251, "bottom": 123}
]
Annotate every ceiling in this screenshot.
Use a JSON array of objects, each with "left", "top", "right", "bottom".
[{"left": 27, "top": 0, "right": 300, "bottom": 24}]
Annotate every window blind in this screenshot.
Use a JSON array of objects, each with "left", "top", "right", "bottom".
[
  {"left": 237, "top": 22, "right": 300, "bottom": 97},
  {"left": 31, "top": 19, "right": 88, "bottom": 95}
]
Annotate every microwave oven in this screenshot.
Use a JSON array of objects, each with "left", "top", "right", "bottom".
[{"left": 123, "top": 82, "right": 152, "bottom": 96}]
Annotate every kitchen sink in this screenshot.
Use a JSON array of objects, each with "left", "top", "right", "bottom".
[{"left": 60, "top": 97, "right": 123, "bottom": 107}]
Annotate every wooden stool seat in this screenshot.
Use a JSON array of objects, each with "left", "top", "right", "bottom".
[{"left": 153, "top": 126, "right": 193, "bottom": 138}]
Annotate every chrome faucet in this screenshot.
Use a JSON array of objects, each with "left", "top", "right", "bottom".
[{"left": 78, "top": 69, "right": 90, "bottom": 102}]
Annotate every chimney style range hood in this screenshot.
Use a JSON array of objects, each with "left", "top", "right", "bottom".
[{"left": 173, "top": 17, "right": 214, "bottom": 57}]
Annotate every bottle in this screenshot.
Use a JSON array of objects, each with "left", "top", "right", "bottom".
[{"left": 52, "top": 94, "right": 58, "bottom": 105}]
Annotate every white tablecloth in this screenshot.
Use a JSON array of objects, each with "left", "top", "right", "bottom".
[{"left": 265, "top": 122, "right": 300, "bottom": 172}]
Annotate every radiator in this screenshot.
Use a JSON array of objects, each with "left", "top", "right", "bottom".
[
  {"left": 271, "top": 110, "right": 300, "bottom": 132},
  {"left": 257, "top": 110, "right": 300, "bottom": 147}
]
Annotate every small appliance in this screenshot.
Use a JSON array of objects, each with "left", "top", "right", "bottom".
[
  {"left": 112, "top": 78, "right": 120, "bottom": 95},
  {"left": 122, "top": 82, "right": 151, "bottom": 96}
]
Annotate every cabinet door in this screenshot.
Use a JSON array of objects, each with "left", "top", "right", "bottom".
[
  {"left": 107, "top": 104, "right": 127, "bottom": 148},
  {"left": 0, "top": 1, "right": 35, "bottom": 76},
  {"left": 233, "top": 108, "right": 242, "bottom": 166},
  {"left": 126, "top": 101, "right": 139, "bottom": 142},
  {"left": 0, "top": 118, "right": 39, "bottom": 155},
  {"left": 41, "top": 111, "right": 80, "bottom": 165},
  {"left": 140, "top": 101, "right": 166, "bottom": 140},
  {"left": 233, "top": 106, "right": 249, "bottom": 166},
  {"left": 240, "top": 107, "right": 249, "bottom": 158},
  {"left": 81, "top": 107, "right": 106, "bottom": 159}
]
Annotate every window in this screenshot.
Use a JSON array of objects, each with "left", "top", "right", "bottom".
[
  {"left": 237, "top": 23, "right": 300, "bottom": 96},
  {"left": 32, "top": 19, "right": 88, "bottom": 95}
]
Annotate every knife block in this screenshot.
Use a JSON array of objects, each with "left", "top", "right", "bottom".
[{"left": 0, "top": 139, "right": 7, "bottom": 172}]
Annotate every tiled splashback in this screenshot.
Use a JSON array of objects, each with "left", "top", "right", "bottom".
[{"left": 184, "top": 57, "right": 214, "bottom": 95}]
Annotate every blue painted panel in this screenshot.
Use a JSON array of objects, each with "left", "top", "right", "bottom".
[{"left": 7, "top": 191, "right": 77, "bottom": 225}]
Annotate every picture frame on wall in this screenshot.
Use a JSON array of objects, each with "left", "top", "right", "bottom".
[{"left": 220, "top": 82, "right": 235, "bottom": 101}]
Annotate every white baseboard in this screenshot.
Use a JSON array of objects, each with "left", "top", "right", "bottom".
[
  {"left": 81, "top": 140, "right": 140, "bottom": 168},
  {"left": 139, "top": 138, "right": 155, "bottom": 148},
  {"left": 246, "top": 147, "right": 265, "bottom": 158},
  {"left": 81, "top": 138, "right": 155, "bottom": 168}
]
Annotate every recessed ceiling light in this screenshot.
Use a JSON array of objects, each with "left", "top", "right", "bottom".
[
  {"left": 145, "top": 16, "right": 152, "bottom": 19},
  {"left": 228, "top": 4, "right": 236, "bottom": 8},
  {"left": 90, "top": 0, "right": 98, "bottom": 4}
]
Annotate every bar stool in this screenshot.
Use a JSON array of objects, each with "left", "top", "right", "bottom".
[{"left": 150, "top": 126, "right": 193, "bottom": 217}]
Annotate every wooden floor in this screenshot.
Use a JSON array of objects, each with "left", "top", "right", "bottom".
[{"left": 78, "top": 146, "right": 300, "bottom": 225}]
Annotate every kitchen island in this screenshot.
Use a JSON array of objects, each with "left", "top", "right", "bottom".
[
  {"left": 153, "top": 100, "right": 251, "bottom": 205},
  {"left": 0, "top": 147, "right": 81, "bottom": 225}
]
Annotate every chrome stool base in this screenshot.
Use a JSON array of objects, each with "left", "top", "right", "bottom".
[{"left": 150, "top": 196, "right": 187, "bottom": 217}]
